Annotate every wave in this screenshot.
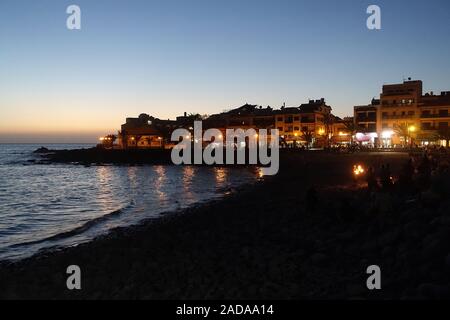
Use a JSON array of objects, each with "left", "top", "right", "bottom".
[{"left": 10, "top": 202, "right": 135, "bottom": 248}]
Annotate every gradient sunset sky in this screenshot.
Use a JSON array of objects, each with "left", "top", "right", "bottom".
[{"left": 1, "top": 0, "right": 449, "bottom": 143}]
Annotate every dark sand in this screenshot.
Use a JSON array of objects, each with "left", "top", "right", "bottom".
[{"left": 1, "top": 151, "right": 450, "bottom": 299}]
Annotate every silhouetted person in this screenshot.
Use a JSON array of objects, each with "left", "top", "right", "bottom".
[
  {"left": 380, "top": 164, "right": 393, "bottom": 191},
  {"left": 366, "top": 166, "right": 378, "bottom": 192},
  {"left": 417, "top": 155, "right": 431, "bottom": 186},
  {"left": 399, "top": 159, "right": 414, "bottom": 185}
]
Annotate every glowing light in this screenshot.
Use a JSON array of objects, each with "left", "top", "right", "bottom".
[
  {"left": 353, "top": 164, "right": 365, "bottom": 176},
  {"left": 382, "top": 130, "right": 394, "bottom": 139},
  {"left": 318, "top": 128, "right": 325, "bottom": 135},
  {"left": 99, "top": 137, "right": 105, "bottom": 141},
  {"left": 258, "top": 168, "right": 265, "bottom": 178},
  {"left": 408, "top": 126, "right": 416, "bottom": 132}
]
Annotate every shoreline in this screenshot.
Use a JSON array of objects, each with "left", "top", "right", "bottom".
[
  {"left": 2, "top": 152, "right": 450, "bottom": 299},
  {"left": 32, "top": 146, "right": 425, "bottom": 166},
  {"left": 0, "top": 179, "right": 260, "bottom": 264}
]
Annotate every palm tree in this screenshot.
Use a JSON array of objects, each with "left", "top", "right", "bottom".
[
  {"left": 323, "top": 113, "right": 334, "bottom": 147},
  {"left": 438, "top": 127, "right": 450, "bottom": 147},
  {"left": 343, "top": 121, "right": 356, "bottom": 135},
  {"left": 394, "top": 123, "right": 410, "bottom": 147},
  {"left": 105, "top": 134, "right": 117, "bottom": 148},
  {"left": 343, "top": 120, "right": 357, "bottom": 144},
  {"left": 301, "top": 129, "right": 314, "bottom": 149},
  {"left": 119, "top": 131, "right": 127, "bottom": 149},
  {"left": 187, "top": 113, "right": 203, "bottom": 121},
  {"left": 134, "top": 135, "right": 143, "bottom": 148},
  {"left": 144, "top": 136, "right": 153, "bottom": 148}
]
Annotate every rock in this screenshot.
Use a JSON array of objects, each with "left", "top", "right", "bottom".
[
  {"left": 381, "top": 246, "right": 394, "bottom": 257},
  {"left": 240, "top": 246, "right": 250, "bottom": 259},
  {"left": 336, "top": 230, "right": 356, "bottom": 241},
  {"left": 418, "top": 283, "right": 437, "bottom": 298},
  {"left": 346, "top": 284, "right": 366, "bottom": 297},
  {"left": 421, "top": 191, "right": 440, "bottom": 208},
  {"left": 403, "top": 221, "right": 426, "bottom": 239},
  {"left": 361, "top": 239, "right": 377, "bottom": 252},
  {"left": 375, "top": 193, "right": 394, "bottom": 214},
  {"left": 379, "top": 231, "right": 399, "bottom": 247},
  {"left": 33, "top": 147, "right": 50, "bottom": 153},
  {"left": 417, "top": 283, "right": 449, "bottom": 298},
  {"left": 310, "top": 253, "right": 327, "bottom": 266},
  {"left": 445, "top": 253, "right": 450, "bottom": 268},
  {"left": 438, "top": 202, "right": 450, "bottom": 217},
  {"left": 437, "top": 216, "right": 450, "bottom": 226},
  {"left": 422, "top": 235, "right": 446, "bottom": 259}
]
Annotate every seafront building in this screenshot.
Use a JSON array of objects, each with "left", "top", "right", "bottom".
[
  {"left": 274, "top": 99, "right": 332, "bottom": 147},
  {"left": 116, "top": 99, "right": 350, "bottom": 149},
  {"left": 354, "top": 79, "right": 450, "bottom": 147},
  {"left": 110, "top": 79, "right": 450, "bottom": 149}
]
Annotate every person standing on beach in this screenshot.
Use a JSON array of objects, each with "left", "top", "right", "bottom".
[
  {"left": 366, "top": 166, "right": 378, "bottom": 192},
  {"left": 380, "top": 164, "right": 393, "bottom": 191}
]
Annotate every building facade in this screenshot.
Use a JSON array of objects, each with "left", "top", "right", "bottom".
[
  {"left": 116, "top": 100, "right": 338, "bottom": 149},
  {"left": 115, "top": 80, "right": 450, "bottom": 150},
  {"left": 275, "top": 99, "right": 331, "bottom": 147},
  {"left": 354, "top": 79, "right": 450, "bottom": 147},
  {"left": 419, "top": 91, "right": 450, "bottom": 146}
]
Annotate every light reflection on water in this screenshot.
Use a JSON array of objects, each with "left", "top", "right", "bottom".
[
  {"left": 0, "top": 144, "right": 259, "bottom": 261},
  {"left": 215, "top": 167, "right": 227, "bottom": 185}
]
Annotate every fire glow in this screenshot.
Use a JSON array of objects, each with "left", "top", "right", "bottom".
[{"left": 353, "top": 164, "right": 365, "bottom": 176}]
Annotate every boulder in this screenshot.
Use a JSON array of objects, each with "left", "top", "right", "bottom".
[{"left": 33, "top": 147, "right": 50, "bottom": 153}]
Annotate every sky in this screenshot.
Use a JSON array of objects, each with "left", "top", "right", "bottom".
[{"left": 0, "top": 0, "right": 449, "bottom": 143}]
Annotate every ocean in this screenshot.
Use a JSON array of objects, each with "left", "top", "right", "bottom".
[{"left": 0, "top": 144, "right": 260, "bottom": 261}]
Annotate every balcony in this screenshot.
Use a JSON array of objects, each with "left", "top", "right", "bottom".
[
  {"left": 421, "top": 125, "right": 449, "bottom": 131},
  {"left": 355, "top": 116, "right": 376, "bottom": 122},
  {"left": 382, "top": 115, "right": 415, "bottom": 120},
  {"left": 421, "top": 113, "right": 450, "bottom": 119}
]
